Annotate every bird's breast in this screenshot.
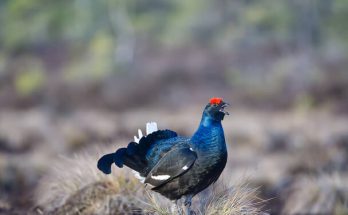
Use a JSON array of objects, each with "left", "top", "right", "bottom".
[{"left": 192, "top": 128, "right": 227, "bottom": 176}]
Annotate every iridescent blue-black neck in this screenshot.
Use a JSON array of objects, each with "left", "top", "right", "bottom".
[{"left": 191, "top": 111, "right": 227, "bottom": 154}]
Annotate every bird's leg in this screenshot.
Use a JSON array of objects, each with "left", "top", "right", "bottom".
[
  {"left": 172, "top": 199, "right": 182, "bottom": 215},
  {"left": 184, "top": 195, "right": 195, "bottom": 215}
]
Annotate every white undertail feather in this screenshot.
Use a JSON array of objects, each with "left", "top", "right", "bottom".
[
  {"left": 132, "top": 170, "right": 145, "bottom": 183},
  {"left": 133, "top": 128, "right": 144, "bottom": 143},
  {"left": 138, "top": 129, "right": 143, "bottom": 139},
  {"left": 132, "top": 122, "right": 158, "bottom": 182},
  {"left": 146, "top": 122, "right": 158, "bottom": 135}
]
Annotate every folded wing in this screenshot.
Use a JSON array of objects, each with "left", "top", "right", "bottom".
[{"left": 145, "top": 146, "right": 197, "bottom": 187}]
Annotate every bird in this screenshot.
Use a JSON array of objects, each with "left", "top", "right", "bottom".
[{"left": 97, "top": 97, "right": 229, "bottom": 214}]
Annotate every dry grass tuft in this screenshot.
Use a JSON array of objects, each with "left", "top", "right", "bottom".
[
  {"left": 35, "top": 147, "right": 266, "bottom": 215},
  {"left": 35, "top": 147, "right": 145, "bottom": 214},
  {"left": 141, "top": 180, "right": 267, "bottom": 215},
  {"left": 142, "top": 191, "right": 173, "bottom": 215},
  {"left": 198, "top": 182, "right": 266, "bottom": 215}
]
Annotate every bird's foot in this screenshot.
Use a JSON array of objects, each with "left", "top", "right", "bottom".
[
  {"left": 184, "top": 195, "right": 194, "bottom": 215},
  {"left": 172, "top": 199, "right": 183, "bottom": 215},
  {"left": 184, "top": 199, "right": 191, "bottom": 207},
  {"left": 185, "top": 208, "right": 196, "bottom": 215},
  {"left": 184, "top": 195, "right": 193, "bottom": 207}
]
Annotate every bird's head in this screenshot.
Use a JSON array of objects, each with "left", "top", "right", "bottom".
[{"left": 203, "top": 97, "right": 230, "bottom": 121}]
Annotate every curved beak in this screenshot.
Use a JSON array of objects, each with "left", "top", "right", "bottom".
[{"left": 220, "top": 102, "right": 230, "bottom": 115}]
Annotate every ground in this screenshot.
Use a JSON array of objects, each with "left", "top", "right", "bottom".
[{"left": 0, "top": 107, "right": 347, "bottom": 214}]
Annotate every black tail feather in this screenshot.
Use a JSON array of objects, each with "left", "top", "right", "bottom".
[
  {"left": 97, "top": 153, "right": 115, "bottom": 174},
  {"left": 97, "top": 130, "right": 178, "bottom": 175},
  {"left": 114, "top": 148, "right": 126, "bottom": 167}
]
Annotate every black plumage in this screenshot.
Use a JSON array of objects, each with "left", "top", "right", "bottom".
[{"left": 98, "top": 98, "right": 229, "bottom": 214}]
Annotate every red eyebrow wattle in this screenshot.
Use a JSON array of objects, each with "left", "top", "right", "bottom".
[{"left": 209, "top": 97, "right": 223, "bottom": 105}]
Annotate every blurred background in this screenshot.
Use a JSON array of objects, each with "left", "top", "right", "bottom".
[{"left": 0, "top": 0, "right": 348, "bottom": 214}]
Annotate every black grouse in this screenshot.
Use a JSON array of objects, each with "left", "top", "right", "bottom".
[{"left": 98, "top": 97, "right": 229, "bottom": 214}]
